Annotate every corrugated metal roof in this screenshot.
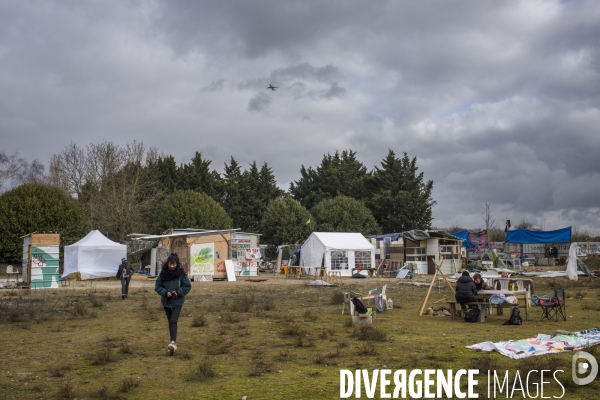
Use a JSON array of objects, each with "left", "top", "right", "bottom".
[{"left": 130, "top": 228, "right": 240, "bottom": 240}]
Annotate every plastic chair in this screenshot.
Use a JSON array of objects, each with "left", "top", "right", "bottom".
[
  {"left": 380, "top": 285, "right": 387, "bottom": 306},
  {"left": 6, "top": 265, "right": 19, "bottom": 282},
  {"left": 342, "top": 292, "right": 352, "bottom": 315}
]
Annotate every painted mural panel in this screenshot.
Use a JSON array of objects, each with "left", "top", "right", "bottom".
[
  {"left": 30, "top": 246, "right": 60, "bottom": 289},
  {"left": 190, "top": 243, "right": 215, "bottom": 275}
]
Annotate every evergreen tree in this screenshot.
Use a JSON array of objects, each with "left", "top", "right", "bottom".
[
  {"left": 0, "top": 184, "right": 89, "bottom": 262},
  {"left": 179, "top": 152, "right": 223, "bottom": 201},
  {"left": 311, "top": 195, "right": 381, "bottom": 235},
  {"left": 260, "top": 196, "right": 312, "bottom": 245},
  {"left": 221, "top": 157, "right": 245, "bottom": 228},
  {"left": 258, "top": 162, "right": 285, "bottom": 204},
  {"left": 369, "top": 150, "right": 435, "bottom": 232},
  {"left": 290, "top": 150, "right": 369, "bottom": 210},
  {"left": 150, "top": 155, "right": 180, "bottom": 192},
  {"left": 231, "top": 161, "right": 285, "bottom": 232},
  {"left": 238, "top": 161, "right": 262, "bottom": 232},
  {"left": 154, "top": 190, "right": 232, "bottom": 232}
]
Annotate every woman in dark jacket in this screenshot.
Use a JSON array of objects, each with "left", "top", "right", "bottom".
[
  {"left": 116, "top": 258, "right": 134, "bottom": 299},
  {"left": 455, "top": 271, "right": 478, "bottom": 315},
  {"left": 155, "top": 253, "right": 192, "bottom": 356}
]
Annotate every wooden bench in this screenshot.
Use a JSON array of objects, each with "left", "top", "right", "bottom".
[{"left": 447, "top": 301, "right": 520, "bottom": 322}]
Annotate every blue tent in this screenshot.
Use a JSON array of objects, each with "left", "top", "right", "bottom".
[
  {"left": 505, "top": 227, "right": 571, "bottom": 244},
  {"left": 451, "top": 230, "right": 476, "bottom": 249}
]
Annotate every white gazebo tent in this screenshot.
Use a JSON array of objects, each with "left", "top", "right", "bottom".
[
  {"left": 300, "top": 232, "right": 375, "bottom": 277},
  {"left": 63, "top": 230, "right": 126, "bottom": 280}
]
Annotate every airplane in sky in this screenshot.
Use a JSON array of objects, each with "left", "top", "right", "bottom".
[{"left": 268, "top": 85, "right": 277, "bottom": 91}]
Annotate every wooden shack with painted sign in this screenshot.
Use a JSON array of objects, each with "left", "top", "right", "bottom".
[
  {"left": 131, "top": 229, "right": 261, "bottom": 280},
  {"left": 21, "top": 232, "right": 60, "bottom": 289}
]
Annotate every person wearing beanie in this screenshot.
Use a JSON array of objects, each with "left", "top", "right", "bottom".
[
  {"left": 155, "top": 253, "right": 192, "bottom": 356},
  {"left": 116, "top": 257, "right": 134, "bottom": 299},
  {"left": 455, "top": 270, "right": 478, "bottom": 317}
]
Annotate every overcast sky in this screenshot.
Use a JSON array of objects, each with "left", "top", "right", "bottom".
[{"left": 1, "top": 0, "right": 599, "bottom": 233}]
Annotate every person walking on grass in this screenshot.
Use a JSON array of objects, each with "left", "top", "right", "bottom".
[
  {"left": 116, "top": 257, "right": 134, "bottom": 299},
  {"left": 155, "top": 253, "right": 191, "bottom": 356}
]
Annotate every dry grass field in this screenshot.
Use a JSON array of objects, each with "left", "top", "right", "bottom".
[{"left": 1, "top": 262, "right": 600, "bottom": 400}]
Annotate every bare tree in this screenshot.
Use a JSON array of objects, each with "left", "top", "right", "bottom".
[
  {"left": 516, "top": 219, "right": 534, "bottom": 230},
  {"left": 0, "top": 150, "right": 46, "bottom": 192},
  {"left": 48, "top": 142, "right": 87, "bottom": 197},
  {"left": 482, "top": 203, "right": 496, "bottom": 249},
  {"left": 47, "top": 141, "right": 164, "bottom": 241}
]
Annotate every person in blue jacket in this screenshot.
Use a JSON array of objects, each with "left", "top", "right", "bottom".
[{"left": 155, "top": 253, "right": 192, "bottom": 356}]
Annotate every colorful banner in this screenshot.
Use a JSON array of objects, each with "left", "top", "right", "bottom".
[
  {"left": 468, "top": 230, "right": 488, "bottom": 248},
  {"left": 467, "top": 328, "right": 600, "bottom": 359},
  {"left": 190, "top": 243, "right": 214, "bottom": 275}
]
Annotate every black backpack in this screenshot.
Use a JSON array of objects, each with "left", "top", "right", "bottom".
[
  {"left": 464, "top": 307, "right": 480, "bottom": 323},
  {"left": 503, "top": 308, "right": 522, "bottom": 325},
  {"left": 351, "top": 297, "right": 368, "bottom": 314}
]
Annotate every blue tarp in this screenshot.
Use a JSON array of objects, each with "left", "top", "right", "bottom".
[
  {"left": 505, "top": 227, "right": 571, "bottom": 244},
  {"left": 451, "top": 230, "right": 476, "bottom": 249}
]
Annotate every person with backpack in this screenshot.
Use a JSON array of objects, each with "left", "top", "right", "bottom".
[
  {"left": 155, "top": 253, "right": 192, "bottom": 356},
  {"left": 116, "top": 257, "right": 134, "bottom": 299},
  {"left": 455, "top": 271, "right": 478, "bottom": 317}
]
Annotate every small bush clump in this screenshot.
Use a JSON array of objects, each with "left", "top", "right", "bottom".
[
  {"left": 331, "top": 291, "right": 345, "bottom": 304},
  {"left": 353, "top": 325, "right": 387, "bottom": 342},
  {"left": 120, "top": 377, "right": 140, "bottom": 393},
  {"left": 189, "top": 359, "right": 216, "bottom": 382},
  {"left": 89, "top": 345, "right": 113, "bottom": 365},
  {"left": 230, "top": 296, "right": 253, "bottom": 313},
  {"left": 356, "top": 342, "right": 377, "bottom": 355},
  {"left": 191, "top": 315, "right": 207, "bottom": 327},
  {"left": 249, "top": 354, "right": 272, "bottom": 376}
]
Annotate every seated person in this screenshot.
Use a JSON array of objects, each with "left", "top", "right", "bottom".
[
  {"left": 455, "top": 271, "right": 478, "bottom": 316},
  {"left": 472, "top": 273, "right": 490, "bottom": 291}
]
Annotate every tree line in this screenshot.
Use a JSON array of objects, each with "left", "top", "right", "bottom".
[{"left": 0, "top": 143, "right": 435, "bottom": 262}]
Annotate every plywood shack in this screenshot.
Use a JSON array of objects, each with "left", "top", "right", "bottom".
[
  {"left": 155, "top": 230, "right": 233, "bottom": 281},
  {"left": 21, "top": 232, "right": 60, "bottom": 289},
  {"left": 132, "top": 229, "right": 261, "bottom": 281},
  {"left": 402, "top": 230, "right": 462, "bottom": 275}
]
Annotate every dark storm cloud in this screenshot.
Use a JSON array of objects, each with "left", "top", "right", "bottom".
[
  {"left": 248, "top": 93, "right": 271, "bottom": 112},
  {"left": 324, "top": 82, "right": 346, "bottom": 99},
  {"left": 1, "top": 0, "right": 600, "bottom": 232}
]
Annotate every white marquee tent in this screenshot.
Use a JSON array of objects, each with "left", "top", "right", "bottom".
[
  {"left": 62, "top": 230, "right": 126, "bottom": 280},
  {"left": 300, "top": 232, "right": 375, "bottom": 277}
]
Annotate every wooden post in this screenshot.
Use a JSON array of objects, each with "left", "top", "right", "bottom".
[{"left": 419, "top": 256, "right": 456, "bottom": 316}]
